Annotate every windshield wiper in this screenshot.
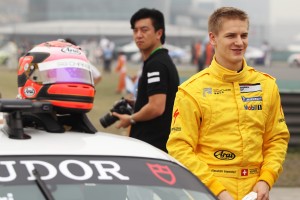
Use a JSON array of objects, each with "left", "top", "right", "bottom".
[{"left": 32, "top": 169, "right": 55, "bottom": 200}]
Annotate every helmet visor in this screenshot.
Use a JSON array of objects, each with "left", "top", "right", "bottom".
[{"left": 28, "top": 59, "right": 94, "bottom": 85}]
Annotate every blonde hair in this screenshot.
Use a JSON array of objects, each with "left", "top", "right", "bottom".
[{"left": 208, "top": 7, "right": 249, "bottom": 35}]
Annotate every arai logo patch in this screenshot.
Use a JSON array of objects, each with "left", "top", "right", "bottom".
[
  {"left": 24, "top": 87, "right": 36, "bottom": 97},
  {"left": 214, "top": 150, "right": 236, "bottom": 160},
  {"left": 61, "top": 47, "right": 81, "bottom": 55}
]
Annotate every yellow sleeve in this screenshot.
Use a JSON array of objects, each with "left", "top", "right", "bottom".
[
  {"left": 258, "top": 83, "right": 290, "bottom": 188},
  {"left": 167, "top": 88, "right": 226, "bottom": 196}
]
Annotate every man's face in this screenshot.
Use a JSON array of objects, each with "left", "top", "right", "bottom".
[
  {"left": 132, "top": 18, "right": 162, "bottom": 52},
  {"left": 209, "top": 18, "right": 248, "bottom": 70}
]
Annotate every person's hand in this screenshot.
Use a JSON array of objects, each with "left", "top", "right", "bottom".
[
  {"left": 112, "top": 112, "right": 131, "bottom": 129},
  {"left": 252, "top": 181, "right": 270, "bottom": 200},
  {"left": 124, "top": 96, "right": 136, "bottom": 107},
  {"left": 218, "top": 190, "right": 234, "bottom": 200}
]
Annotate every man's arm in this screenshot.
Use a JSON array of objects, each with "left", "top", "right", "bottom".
[
  {"left": 132, "top": 93, "right": 166, "bottom": 121},
  {"left": 167, "top": 89, "right": 227, "bottom": 197},
  {"left": 258, "top": 83, "right": 289, "bottom": 188}
]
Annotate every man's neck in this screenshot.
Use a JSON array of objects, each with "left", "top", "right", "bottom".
[
  {"left": 142, "top": 44, "right": 162, "bottom": 61},
  {"left": 215, "top": 57, "right": 243, "bottom": 72}
]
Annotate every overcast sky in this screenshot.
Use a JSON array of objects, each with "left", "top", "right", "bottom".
[
  {"left": 194, "top": 0, "right": 300, "bottom": 46},
  {"left": 196, "top": 0, "right": 300, "bottom": 25},
  {"left": 271, "top": 0, "right": 300, "bottom": 24}
]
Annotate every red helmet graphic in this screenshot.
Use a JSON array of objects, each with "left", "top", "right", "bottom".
[{"left": 17, "top": 40, "right": 95, "bottom": 113}]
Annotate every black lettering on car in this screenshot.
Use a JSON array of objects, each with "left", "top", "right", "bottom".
[{"left": 0, "top": 159, "right": 130, "bottom": 182}]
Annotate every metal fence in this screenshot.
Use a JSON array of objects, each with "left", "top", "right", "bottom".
[{"left": 281, "top": 92, "right": 300, "bottom": 146}]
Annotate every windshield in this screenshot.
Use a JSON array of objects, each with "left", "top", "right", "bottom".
[
  {"left": 0, "top": 156, "right": 216, "bottom": 200},
  {"left": 27, "top": 59, "right": 93, "bottom": 85}
]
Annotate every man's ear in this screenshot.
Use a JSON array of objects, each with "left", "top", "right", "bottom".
[
  {"left": 156, "top": 29, "right": 163, "bottom": 41},
  {"left": 209, "top": 32, "right": 216, "bottom": 46}
]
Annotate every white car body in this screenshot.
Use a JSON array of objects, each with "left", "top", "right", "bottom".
[
  {"left": 0, "top": 126, "right": 175, "bottom": 160},
  {"left": 0, "top": 99, "right": 216, "bottom": 200}
]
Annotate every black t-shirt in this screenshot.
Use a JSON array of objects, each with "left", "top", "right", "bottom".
[{"left": 130, "top": 48, "right": 179, "bottom": 152}]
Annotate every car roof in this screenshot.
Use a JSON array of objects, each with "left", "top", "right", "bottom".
[
  {"left": 0, "top": 99, "right": 180, "bottom": 165},
  {"left": 0, "top": 126, "right": 175, "bottom": 162}
]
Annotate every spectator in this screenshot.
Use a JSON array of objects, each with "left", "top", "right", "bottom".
[
  {"left": 167, "top": 7, "right": 289, "bottom": 200},
  {"left": 115, "top": 51, "right": 127, "bottom": 94},
  {"left": 204, "top": 41, "right": 214, "bottom": 67},
  {"left": 193, "top": 40, "right": 204, "bottom": 72},
  {"left": 102, "top": 41, "right": 114, "bottom": 73},
  {"left": 112, "top": 8, "right": 179, "bottom": 152}
]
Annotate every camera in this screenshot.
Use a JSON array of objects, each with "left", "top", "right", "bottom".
[{"left": 99, "top": 97, "right": 133, "bottom": 128}]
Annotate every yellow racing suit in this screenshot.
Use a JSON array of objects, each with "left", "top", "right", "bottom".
[{"left": 167, "top": 58, "right": 289, "bottom": 200}]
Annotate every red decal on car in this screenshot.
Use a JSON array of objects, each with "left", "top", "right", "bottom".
[{"left": 146, "top": 163, "right": 176, "bottom": 185}]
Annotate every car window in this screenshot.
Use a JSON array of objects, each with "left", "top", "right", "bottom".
[{"left": 0, "top": 155, "right": 216, "bottom": 200}]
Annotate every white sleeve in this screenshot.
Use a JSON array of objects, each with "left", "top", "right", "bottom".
[
  {"left": 0, "top": 112, "right": 3, "bottom": 124},
  {"left": 90, "top": 64, "right": 101, "bottom": 78}
]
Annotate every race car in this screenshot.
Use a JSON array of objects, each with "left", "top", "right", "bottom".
[
  {"left": 287, "top": 53, "right": 300, "bottom": 67},
  {"left": 0, "top": 99, "right": 217, "bottom": 200}
]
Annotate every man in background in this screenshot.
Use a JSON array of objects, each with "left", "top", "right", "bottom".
[{"left": 113, "top": 8, "right": 179, "bottom": 152}]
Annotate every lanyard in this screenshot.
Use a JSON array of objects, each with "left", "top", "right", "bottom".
[{"left": 150, "top": 46, "right": 162, "bottom": 56}]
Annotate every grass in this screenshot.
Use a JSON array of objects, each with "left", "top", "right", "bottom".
[{"left": 1, "top": 63, "right": 299, "bottom": 186}]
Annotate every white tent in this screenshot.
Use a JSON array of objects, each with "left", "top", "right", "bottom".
[{"left": 117, "top": 41, "right": 138, "bottom": 53}]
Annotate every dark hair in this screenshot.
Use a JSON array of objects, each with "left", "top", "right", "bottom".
[
  {"left": 208, "top": 7, "right": 249, "bottom": 35},
  {"left": 130, "top": 8, "right": 165, "bottom": 44},
  {"left": 64, "top": 38, "right": 77, "bottom": 45}
]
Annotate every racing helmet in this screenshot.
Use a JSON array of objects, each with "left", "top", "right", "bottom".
[{"left": 17, "top": 40, "right": 95, "bottom": 114}]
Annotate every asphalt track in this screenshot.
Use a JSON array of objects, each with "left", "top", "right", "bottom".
[{"left": 269, "top": 187, "right": 299, "bottom": 200}]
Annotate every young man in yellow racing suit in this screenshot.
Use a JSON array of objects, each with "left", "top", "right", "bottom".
[{"left": 167, "top": 7, "right": 289, "bottom": 200}]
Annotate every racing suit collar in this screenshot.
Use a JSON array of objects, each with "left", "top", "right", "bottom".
[{"left": 209, "top": 58, "right": 250, "bottom": 82}]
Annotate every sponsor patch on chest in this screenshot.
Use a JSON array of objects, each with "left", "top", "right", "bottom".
[
  {"left": 241, "top": 96, "right": 262, "bottom": 102},
  {"left": 239, "top": 83, "right": 261, "bottom": 93}
]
